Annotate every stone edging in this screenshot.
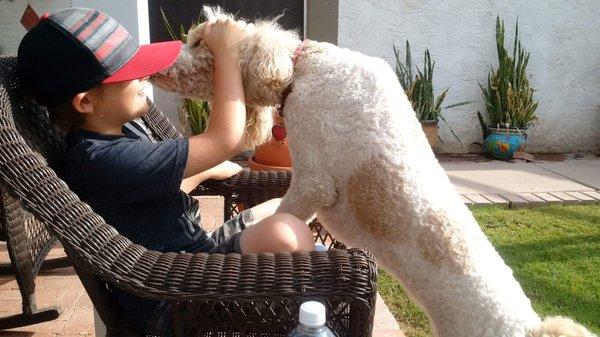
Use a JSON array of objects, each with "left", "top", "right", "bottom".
[{"left": 461, "top": 190, "right": 600, "bottom": 208}]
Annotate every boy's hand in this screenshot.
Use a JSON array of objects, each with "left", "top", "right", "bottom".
[
  {"left": 203, "top": 18, "right": 249, "bottom": 58},
  {"left": 180, "top": 160, "right": 242, "bottom": 193},
  {"left": 209, "top": 160, "right": 242, "bottom": 180}
]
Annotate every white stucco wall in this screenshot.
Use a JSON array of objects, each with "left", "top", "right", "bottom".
[
  {"left": 1, "top": 1, "right": 70, "bottom": 54},
  {"left": 338, "top": 0, "right": 600, "bottom": 153}
]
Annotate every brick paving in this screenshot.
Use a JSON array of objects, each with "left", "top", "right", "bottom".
[{"left": 0, "top": 246, "right": 92, "bottom": 337}]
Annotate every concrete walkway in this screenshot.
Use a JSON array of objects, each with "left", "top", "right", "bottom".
[
  {"left": 1, "top": 155, "right": 599, "bottom": 336},
  {"left": 443, "top": 156, "right": 600, "bottom": 207}
]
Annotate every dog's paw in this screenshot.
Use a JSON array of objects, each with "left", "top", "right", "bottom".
[{"left": 530, "top": 316, "right": 597, "bottom": 337}]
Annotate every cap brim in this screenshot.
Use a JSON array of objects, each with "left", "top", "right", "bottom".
[{"left": 102, "top": 40, "right": 182, "bottom": 83}]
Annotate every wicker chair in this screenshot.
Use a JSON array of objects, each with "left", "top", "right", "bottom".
[
  {"left": 0, "top": 57, "right": 71, "bottom": 329},
  {"left": 0, "top": 55, "right": 377, "bottom": 337}
]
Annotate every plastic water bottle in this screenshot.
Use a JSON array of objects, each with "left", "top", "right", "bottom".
[
  {"left": 288, "top": 301, "right": 337, "bottom": 337},
  {"left": 314, "top": 243, "right": 328, "bottom": 252}
]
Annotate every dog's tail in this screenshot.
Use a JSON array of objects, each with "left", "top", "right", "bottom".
[{"left": 530, "top": 316, "right": 597, "bottom": 337}]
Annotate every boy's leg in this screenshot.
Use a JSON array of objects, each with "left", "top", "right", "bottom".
[
  {"left": 247, "top": 198, "right": 281, "bottom": 224},
  {"left": 209, "top": 197, "right": 281, "bottom": 245},
  {"left": 239, "top": 213, "right": 314, "bottom": 254},
  {"left": 208, "top": 198, "right": 313, "bottom": 254}
]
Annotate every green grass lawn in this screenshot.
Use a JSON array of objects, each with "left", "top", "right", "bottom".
[{"left": 378, "top": 204, "right": 600, "bottom": 337}]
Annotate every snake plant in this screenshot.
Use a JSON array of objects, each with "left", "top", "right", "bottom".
[
  {"left": 478, "top": 17, "right": 538, "bottom": 139},
  {"left": 394, "top": 41, "right": 471, "bottom": 142}
]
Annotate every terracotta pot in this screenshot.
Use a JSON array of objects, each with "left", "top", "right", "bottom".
[
  {"left": 248, "top": 115, "right": 292, "bottom": 171},
  {"left": 248, "top": 133, "right": 292, "bottom": 172},
  {"left": 421, "top": 120, "right": 438, "bottom": 149}
]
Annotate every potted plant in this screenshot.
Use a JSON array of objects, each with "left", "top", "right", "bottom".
[
  {"left": 247, "top": 112, "right": 292, "bottom": 171},
  {"left": 179, "top": 100, "right": 210, "bottom": 136},
  {"left": 394, "top": 41, "right": 470, "bottom": 150},
  {"left": 477, "top": 17, "right": 538, "bottom": 160}
]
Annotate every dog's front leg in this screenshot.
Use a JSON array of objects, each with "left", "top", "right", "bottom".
[{"left": 277, "top": 173, "right": 337, "bottom": 222}]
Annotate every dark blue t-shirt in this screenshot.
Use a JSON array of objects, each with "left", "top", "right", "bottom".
[{"left": 63, "top": 123, "right": 213, "bottom": 252}]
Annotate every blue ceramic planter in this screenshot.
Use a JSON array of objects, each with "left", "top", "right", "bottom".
[{"left": 484, "top": 127, "right": 527, "bottom": 160}]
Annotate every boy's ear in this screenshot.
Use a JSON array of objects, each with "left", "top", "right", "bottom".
[{"left": 71, "top": 92, "right": 94, "bottom": 114}]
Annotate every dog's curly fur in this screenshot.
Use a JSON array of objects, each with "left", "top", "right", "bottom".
[
  {"left": 150, "top": 7, "right": 597, "bottom": 337},
  {"left": 150, "top": 7, "right": 300, "bottom": 149}
]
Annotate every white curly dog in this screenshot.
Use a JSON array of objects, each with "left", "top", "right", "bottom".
[{"left": 151, "top": 7, "right": 596, "bottom": 337}]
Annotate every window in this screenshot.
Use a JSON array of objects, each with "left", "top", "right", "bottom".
[{"left": 149, "top": 0, "right": 304, "bottom": 43}]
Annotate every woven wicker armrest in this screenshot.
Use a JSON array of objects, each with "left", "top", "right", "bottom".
[
  {"left": 194, "top": 169, "right": 292, "bottom": 205},
  {"left": 101, "top": 244, "right": 375, "bottom": 302}
]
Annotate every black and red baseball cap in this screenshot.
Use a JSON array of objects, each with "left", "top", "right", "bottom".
[{"left": 17, "top": 7, "right": 182, "bottom": 107}]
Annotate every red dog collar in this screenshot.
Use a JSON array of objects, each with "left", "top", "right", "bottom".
[{"left": 273, "top": 39, "right": 310, "bottom": 141}]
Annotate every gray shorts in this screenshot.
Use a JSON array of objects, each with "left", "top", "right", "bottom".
[{"left": 207, "top": 209, "right": 253, "bottom": 254}]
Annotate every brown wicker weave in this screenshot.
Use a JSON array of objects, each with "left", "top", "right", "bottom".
[{"left": 0, "top": 56, "right": 377, "bottom": 337}]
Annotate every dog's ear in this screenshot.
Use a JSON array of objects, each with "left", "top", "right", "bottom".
[
  {"left": 186, "top": 24, "right": 205, "bottom": 49},
  {"left": 240, "top": 21, "right": 299, "bottom": 107},
  {"left": 244, "top": 106, "right": 274, "bottom": 149}
]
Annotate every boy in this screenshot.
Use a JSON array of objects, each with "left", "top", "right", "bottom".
[{"left": 17, "top": 7, "right": 313, "bottom": 333}]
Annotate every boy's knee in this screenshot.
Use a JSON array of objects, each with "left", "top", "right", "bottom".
[
  {"left": 270, "top": 213, "right": 314, "bottom": 252},
  {"left": 240, "top": 213, "right": 314, "bottom": 253}
]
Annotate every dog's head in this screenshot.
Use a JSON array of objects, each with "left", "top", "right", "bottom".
[
  {"left": 149, "top": 7, "right": 229, "bottom": 101},
  {"left": 151, "top": 6, "right": 301, "bottom": 148}
]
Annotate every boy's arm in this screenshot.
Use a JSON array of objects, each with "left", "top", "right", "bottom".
[
  {"left": 180, "top": 160, "right": 242, "bottom": 193},
  {"left": 180, "top": 171, "right": 213, "bottom": 194},
  {"left": 182, "top": 19, "right": 248, "bottom": 179}
]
